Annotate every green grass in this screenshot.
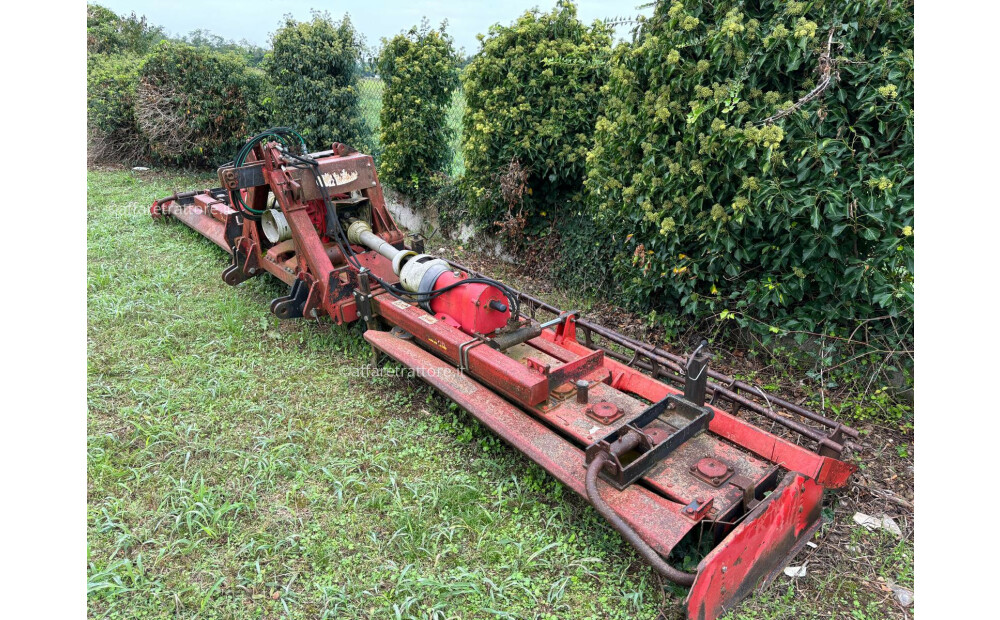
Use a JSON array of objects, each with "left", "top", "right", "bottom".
[
  {"left": 88, "top": 168, "right": 672, "bottom": 618},
  {"left": 88, "top": 168, "right": 911, "bottom": 619}
]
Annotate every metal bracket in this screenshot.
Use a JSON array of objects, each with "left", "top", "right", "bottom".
[
  {"left": 584, "top": 394, "right": 714, "bottom": 490},
  {"left": 458, "top": 337, "right": 487, "bottom": 374},
  {"left": 407, "top": 234, "right": 425, "bottom": 254},
  {"left": 218, "top": 161, "right": 267, "bottom": 191},
  {"left": 684, "top": 340, "right": 712, "bottom": 407},
  {"left": 353, "top": 268, "right": 375, "bottom": 324},
  {"left": 222, "top": 244, "right": 250, "bottom": 286},
  {"left": 270, "top": 278, "right": 310, "bottom": 319},
  {"left": 682, "top": 497, "right": 714, "bottom": 521},
  {"left": 728, "top": 465, "right": 780, "bottom": 512},
  {"left": 222, "top": 240, "right": 260, "bottom": 286}
]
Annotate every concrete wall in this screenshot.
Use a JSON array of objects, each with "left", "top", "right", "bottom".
[{"left": 382, "top": 187, "right": 515, "bottom": 262}]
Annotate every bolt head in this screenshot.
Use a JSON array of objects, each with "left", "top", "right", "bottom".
[
  {"left": 589, "top": 401, "right": 618, "bottom": 423},
  {"left": 695, "top": 457, "right": 728, "bottom": 479}
]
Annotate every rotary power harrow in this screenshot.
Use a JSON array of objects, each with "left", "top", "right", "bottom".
[{"left": 151, "top": 129, "right": 857, "bottom": 619}]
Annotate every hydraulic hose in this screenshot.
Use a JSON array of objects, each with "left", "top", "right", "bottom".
[{"left": 585, "top": 432, "right": 697, "bottom": 587}]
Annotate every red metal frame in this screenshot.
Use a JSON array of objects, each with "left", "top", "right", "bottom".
[{"left": 151, "top": 142, "right": 857, "bottom": 619}]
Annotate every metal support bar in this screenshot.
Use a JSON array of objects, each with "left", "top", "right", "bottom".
[{"left": 684, "top": 340, "right": 711, "bottom": 407}]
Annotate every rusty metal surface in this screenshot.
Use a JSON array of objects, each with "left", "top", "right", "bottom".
[
  {"left": 444, "top": 258, "right": 857, "bottom": 455},
  {"left": 365, "top": 329, "right": 697, "bottom": 556},
  {"left": 163, "top": 200, "right": 230, "bottom": 251},
  {"left": 537, "top": 328, "right": 856, "bottom": 490},
  {"left": 466, "top": 332, "right": 794, "bottom": 523},
  {"left": 686, "top": 472, "right": 825, "bottom": 620},
  {"left": 374, "top": 293, "right": 551, "bottom": 406},
  {"left": 287, "top": 153, "right": 378, "bottom": 200}
]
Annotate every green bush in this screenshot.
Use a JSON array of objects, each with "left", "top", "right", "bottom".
[
  {"left": 137, "top": 41, "right": 270, "bottom": 166},
  {"left": 462, "top": 1, "right": 612, "bottom": 234},
  {"left": 87, "top": 3, "right": 164, "bottom": 56},
  {"left": 377, "top": 21, "right": 460, "bottom": 195},
  {"left": 267, "top": 12, "right": 366, "bottom": 152},
  {"left": 584, "top": 0, "right": 914, "bottom": 352},
  {"left": 87, "top": 54, "right": 146, "bottom": 163}
]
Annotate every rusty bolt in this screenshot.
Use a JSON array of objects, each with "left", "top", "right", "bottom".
[
  {"left": 586, "top": 401, "right": 620, "bottom": 424},
  {"left": 552, "top": 383, "right": 575, "bottom": 399}
]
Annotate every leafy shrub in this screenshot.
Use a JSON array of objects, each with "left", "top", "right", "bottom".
[
  {"left": 87, "top": 54, "right": 147, "bottom": 163},
  {"left": 551, "top": 209, "right": 617, "bottom": 298},
  {"left": 584, "top": 0, "right": 914, "bottom": 353},
  {"left": 87, "top": 3, "right": 165, "bottom": 56},
  {"left": 137, "top": 41, "right": 270, "bottom": 166},
  {"left": 377, "top": 21, "right": 460, "bottom": 195},
  {"left": 267, "top": 12, "right": 366, "bottom": 152},
  {"left": 462, "top": 1, "right": 612, "bottom": 235}
]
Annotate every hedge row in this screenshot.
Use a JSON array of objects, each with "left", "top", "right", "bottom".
[
  {"left": 87, "top": 3, "right": 164, "bottom": 56},
  {"left": 267, "top": 13, "right": 367, "bottom": 151},
  {"left": 138, "top": 42, "right": 270, "bottom": 166},
  {"left": 454, "top": 0, "right": 913, "bottom": 359},
  {"left": 87, "top": 54, "right": 145, "bottom": 162},
  {"left": 581, "top": 0, "right": 914, "bottom": 352},
  {"left": 377, "top": 22, "right": 460, "bottom": 196},
  {"left": 86, "top": 7, "right": 366, "bottom": 167},
  {"left": 462, "top": 1, "right": 611, "bottom": 234},
  {"left": 86, "top": 2, "right": 915, "bottom": 362}
]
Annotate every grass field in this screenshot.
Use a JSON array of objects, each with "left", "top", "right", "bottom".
[{"left": 88, "top": 168, "right": 912, "bottom": 619}]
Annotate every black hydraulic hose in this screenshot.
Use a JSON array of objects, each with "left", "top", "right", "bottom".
[{"left": 585, "top": 433, "right": 697, "bottom": 587}]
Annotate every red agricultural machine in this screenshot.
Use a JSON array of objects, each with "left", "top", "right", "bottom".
[{"left": 151, "top": 129, "right": 857, "bottom": 619}]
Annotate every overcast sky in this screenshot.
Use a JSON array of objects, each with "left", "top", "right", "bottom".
[{"left": 93, "top": 1, "right": 650, "bottom": 56}]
